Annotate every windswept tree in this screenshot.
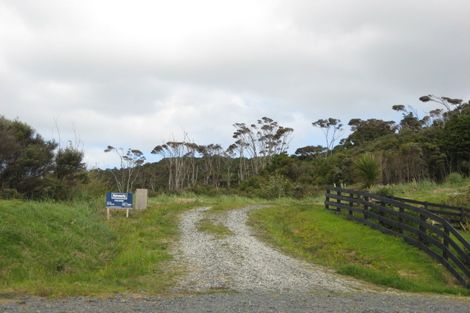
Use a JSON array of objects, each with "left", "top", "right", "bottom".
[
  {"left": 151, "top": 136, "right": 203, "bottom": 192},
  {"left": 198, "top": 143, "right": 225, "bottom": 187},
  {"left": 104, "top": 146, "right": 145, "bottom": 192},
  {"left": 294, "top": 145, "right": 327, "bottom": 159},
  {"left": 419, "top": 95, "right": 464, "bottom": 112},
  {"left": 312, "top": 118, "right": 343, "bottom": 155},
  {"left": 232, "top": 117, "right": 293, "bottom": 182},
  {"left": 343, "top": 118, "right": 396, "bottom": 146},
  {"left": 392, "top": 105, "right": 423, "bottom": 131}
]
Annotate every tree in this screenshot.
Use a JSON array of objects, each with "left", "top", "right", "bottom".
[
  {"left": 442, "top": 113, "right": 470, "bottom": 175},
  {"left": 344, "top": 118, "right": 396, "bottom": 146},
  {"left": 232, "top": 117, "right": 293, "bottom": 182},
  {"left": 53, "top": 143, "right": 87, "bottom": 199},
  {"left": 392, "top": 105, "right": 423, "bottom": 131},
  {"left": 419, "top": 95, "right": 463, "bottom": 112},
  {"left": 104, "top": 146, "right": 145, "bottom": 192},
  {"left": 0, "top": 116, "right": 57, "bottom": 198},
  {"left": 294, "top": 145, "right": 327, "bottom": 159},
  {"left": 312, "top": 118, "right": 342, "bottom": 154}
]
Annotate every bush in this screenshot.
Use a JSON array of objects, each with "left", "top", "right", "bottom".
[
  {"left": 262, "top": 175, "right": 292, "bottom": 199},
  {"left": 0, "top": 188, "right": 21, "bottom": 199},
  {"left": 446, "top": 172, "right": 464, "bottom": 185},
  {"left": 355, "top": 153, "right": 380, "bottom": 188},
  {"left": 374, "top": 186, "right": 395, "bottom": 197},
  {"left": 447, "top": 187, "right": 470, "bottom": 207}
]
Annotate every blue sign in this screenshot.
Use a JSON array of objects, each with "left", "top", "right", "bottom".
[{"left": 106, "top": 192, "right": 133, "bottom": 209}]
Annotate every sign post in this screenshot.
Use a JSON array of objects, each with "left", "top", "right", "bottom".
[{"left": 106, "top": 192, "right": 133, "bottom": 219}]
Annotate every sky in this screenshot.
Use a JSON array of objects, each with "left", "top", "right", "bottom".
[{"left": 1, "top": 0, "right": 469, "bottom": 168}]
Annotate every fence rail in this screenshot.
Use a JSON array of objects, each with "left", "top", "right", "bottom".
[
  {"left": 386, "top": 195, "right": 469, "bottom": 228},
  {"left": 325, "top": 186, "right": 470, "bottom": 288}
]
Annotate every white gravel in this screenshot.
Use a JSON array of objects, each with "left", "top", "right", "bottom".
[{"left": 174, "top": 206, "right": 364, "bottom": 293}]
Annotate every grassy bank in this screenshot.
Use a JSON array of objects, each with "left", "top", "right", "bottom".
[
  {"left": 0, "top": 197, "right": 196, "bottom": 297},
  {"left": 249, "top": 199, "right": 469, "bottom": 295},
  {"left": 0, "top": 194, "right": 259, "bottom": 297}
]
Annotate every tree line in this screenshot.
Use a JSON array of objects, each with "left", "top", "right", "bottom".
[{"left": 1, "top": 94, "right": 469, "bottom": 200}]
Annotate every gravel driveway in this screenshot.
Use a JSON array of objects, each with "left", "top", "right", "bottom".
[
  {"left": 174, "top": 206, "right": 363, "bottom": 293},
  {"left": 1, "top": 206, "right": 469, "bottom": 313}
]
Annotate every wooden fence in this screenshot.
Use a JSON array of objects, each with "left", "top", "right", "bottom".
[
  {"left": 386, "top": 195, "right": 469, "bottom": 228},
  {"left": 325, "top": 186, "right": 470, "bottom": 288}
]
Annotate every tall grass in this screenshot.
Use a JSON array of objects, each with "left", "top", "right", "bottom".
[
  {"left": 0, "top": 198, "right": 199, "bottom": 296},
  {"left": 370, "top": 177, "right": 470, "bottom": 204}
]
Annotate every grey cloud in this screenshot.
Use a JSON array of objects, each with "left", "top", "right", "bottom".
[{"left": 1, "top": 0, "right": 469, "bottom": 168}]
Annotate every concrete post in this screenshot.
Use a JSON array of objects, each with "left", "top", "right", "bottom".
[{"left": 135, "top": 189, "right": 148, "bottom": 210}]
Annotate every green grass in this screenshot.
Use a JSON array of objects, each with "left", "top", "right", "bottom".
[
  {"left": 369, "top": 178, "right": 470, "bottom": 204},
  {"left": 197, "top": 218, "right": 233, "bottom": 237},
  {"left": 0, "top": 194, "right": 261, "bottom": 297},
  {"left": 249, "top": 200, "right": 469, "bottom": 296},
  {"left": 1, "top": 190, "right": 468, "bottom": 297},
  {"left": 0, "top": 197, "right": 200, "bottom": 297}
]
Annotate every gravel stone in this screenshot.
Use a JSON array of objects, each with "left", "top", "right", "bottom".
[
  {"left": 174, "top": 206, "right": 363, "bottom": 293},
  {"left": 1, "top": 292, "right": 469, "bottom": 313}
]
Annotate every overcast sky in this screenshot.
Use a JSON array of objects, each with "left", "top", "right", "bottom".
[{"left": 1, "top": 0, "right": 469, "bottom": 168}]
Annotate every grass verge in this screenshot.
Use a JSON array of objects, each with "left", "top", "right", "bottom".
[
  {"left": 0, "top": 197, "right": 199, "bottom": 297},
  {"left": 249, "top": 201, "right": 469, "bottom": 296}
]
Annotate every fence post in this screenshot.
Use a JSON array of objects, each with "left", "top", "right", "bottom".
[
  {"left": 398, "top": 206, "right": 404, "bottom": 234},
  {"left": 349, "top": 192, "right": 353, "bottom": 216},
  {"left": 379, "top": 200, "right": 385, "bottom": 226},
  {"left": 364, "top": 195, "right": 369, "bottom": 220},
  {"left": 325, "top": 188, "right": 330, "bottom": 210},
  {"left": 336, "top": 189, "right": 341, "bottom": 215},
  {"left": 443, "top": 226, "right": 449, "bottom": 261},
  {"left": 419, "top": 212, "right": 427, "bottom": 244}
]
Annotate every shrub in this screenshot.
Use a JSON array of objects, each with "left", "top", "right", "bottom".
[
  {"left": 355, "top": 153, "right": 380, "bottom": 188},
  {"left": 447, "top": 187, "right": 470, "bottom": 207},
  {"left": 0, "top": 188, "right": 21, "bottom": 199},
  {"left": 263, "top": 175, "right": 292, "bottom": 199},
  {"left": 446, "top": 172, "right": 464, "bottom": 185},
  {"left": 374, "top": 186, "right": 395, "bottom": 197}
]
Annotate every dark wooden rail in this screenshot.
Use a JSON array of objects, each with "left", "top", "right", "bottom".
[
  {"left": 325, "top": 186, "right": 470, "bottom": 288},
  {"left": 386, "top": 195, "right": 469, "bottom": 228}
]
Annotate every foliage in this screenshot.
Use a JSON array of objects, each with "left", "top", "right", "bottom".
[
  {"left": 343, "top": 118, "right": 396, "bottom": 146},
  {"left": 446, "top": 172, "right": 464, "bottom": 185},
  {"left": 311, "top": 118, "right": 343, "bottom": 154},
  {"left": 354, "top": 154, "right": 380, "bottom": 188},
  {"left": 104, "top": 146, "right": 145, "bottom": 193},
  {"left": 0, "top": 116, "right": 88, "bottom": 200}
]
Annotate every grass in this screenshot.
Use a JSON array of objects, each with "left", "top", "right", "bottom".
[
  {"left": 369, "top": 178, "right": 470, "bottom": 204},
  {"left": 0, "top": 194, "right": 260, "bottom": 297},
  {"left": 197, "top": 218, "right": 233, "bottom": 237},
  {"left": 249, "top": 199, "right": 469, "bottom": 296},
  {"left": 1, "top": 188, "right": 468, "bottom": 297},
  {"left": 0, "top": 197, "right": 200, "bottom": 297}
]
